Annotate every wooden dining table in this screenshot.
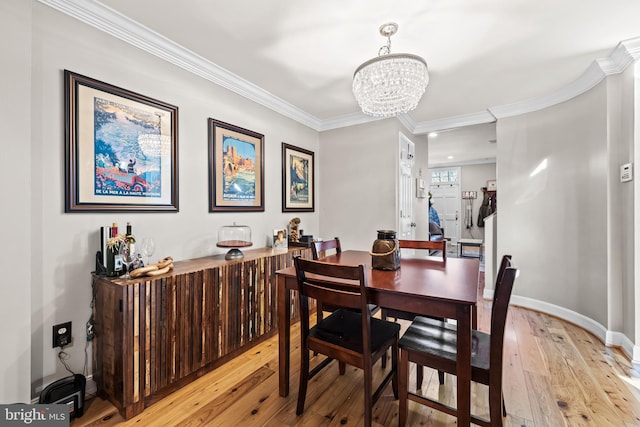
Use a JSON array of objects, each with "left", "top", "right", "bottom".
[{"left": 276, "top": 249, "right": 480, "bottom": 426}]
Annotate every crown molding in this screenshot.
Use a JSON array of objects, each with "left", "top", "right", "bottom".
[
  {"left": 38, "top": 0, "right": 640, "bottom": 134},
  {"left": 489, "top": 37, "right": 640, "bottom": 120},
  {"left": 413, "top": 111, "right": 497, "bottom": 134},
  {"left": 38, "top": 0, "right": 323, "bottom": 130}
]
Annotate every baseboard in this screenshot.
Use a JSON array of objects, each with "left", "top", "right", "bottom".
[{"left": 483, "top": 289, "right": 634, "bottom": 362}]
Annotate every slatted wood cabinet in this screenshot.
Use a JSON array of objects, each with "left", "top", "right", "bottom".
[{"left": 92, "top": 247, "right": 311, "bottom": 419}]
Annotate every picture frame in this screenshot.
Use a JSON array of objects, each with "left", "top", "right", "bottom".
[
  {"left": 272, "top": 229, "right": 288, "bottom": 248},
  {"left": 282, "top": 143, "right": 314, "bottom": 212},
  {"left": 64, "top": 70, "right": 179, "bottom": 212},
  {"left": 208, "top": 118, "right": 265, "bottom": 212}
]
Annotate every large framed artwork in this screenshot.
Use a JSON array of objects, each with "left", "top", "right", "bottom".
[
  {"left": 282, "top": 143, "right": 314, "bottom": 212},
  {"left": 208, "top": 118, "right": 265, "bottom": 212},
  {"left": 64, "top": 70, "right": 179, "bottom": 212}
]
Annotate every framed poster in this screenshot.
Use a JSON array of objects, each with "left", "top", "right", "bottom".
[
  {"left": 282, "top": 143, "right": 314, "bottom": 212},
  {"left": 208, "top": 118, "right": 264, "bottom": 212},
  {"left": 64, "top": 70, "right": 179, "bottom": 212}
]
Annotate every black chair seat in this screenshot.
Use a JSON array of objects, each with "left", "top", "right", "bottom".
[
  {"left": 312, "top": 309, "right": 401, "bottom": 354},
  {"left": 399, "top": 316, "right": 490, "bottom": 372},
  {"left": 398, "top": 255, "right": 517, "bottom": 427}
]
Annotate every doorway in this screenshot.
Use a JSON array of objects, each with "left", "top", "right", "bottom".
[
  {"left": 429, "top": 167, "right": 461, "bottom": 245},
  {"left": 398, "top": 133, "right": 415, "bottom": 240}
]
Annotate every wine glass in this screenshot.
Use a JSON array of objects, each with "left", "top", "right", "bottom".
[
  {"left": 140, "top": 237, "right": 156, "bottom": 266},
  {"left": 119, "top": 244, "right": 134, "bottom": 279}
]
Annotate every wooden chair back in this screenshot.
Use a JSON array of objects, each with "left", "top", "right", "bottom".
[
  {"left": 311, "top": 237, "right": 341, "bottom": 260},
  {"left": 293, "top": 256, "right": 399, "bottom": 426},
  {"left": 398, "top": 239, "right": 446, "bottom": 262},
  {"left": 294, "top": 256, "right": 369, "bottom": 316},
  {"left": 488, "top": 256, "right": 516, "bottom": 395}
]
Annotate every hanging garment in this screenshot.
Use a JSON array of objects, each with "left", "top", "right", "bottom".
[
  {"left": 465, "top": 199, "right": 473, "bottom": 228},
  {"left": 477, "top": 194, "right": 493, "bottom": 227}
]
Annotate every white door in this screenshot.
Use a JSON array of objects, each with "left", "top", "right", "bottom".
[
  {"left": 430, "top": 183, "right": 461, "bottom": 244},
  {"left": 398, "top": 133, "right": 415, "bottom": 240}
]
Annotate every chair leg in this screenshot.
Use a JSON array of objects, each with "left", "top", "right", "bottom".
[
  {"left": 381, "top": 310, "right": 388, "bottom": 369},
  {"left": 391, "top": 341, "right": 398, "bottom": 398},
  {"left": 416, "top": 364, "right": 423, "bottom": 389},
  {"left": 502, "top": 393, "right": 507, "bottom": 417},
  {"left": 488, "top": 384, "right": 504, "bottom": 427},
  {"left": 438, "top": 370, "right": 445, "bottom": 385},
  {"left": 314, "top": 306, "right": 324, "bottom": 356},
  {"left": 339, "top": 361, "right": 346, "bottom": 375},
  {"left": 364, "top": 361, "right": 373, "bottom": 427},
  {"left": 296, "top": 348, "right": 310, "bottom": 415},
  {"left": 398, "top": 349, "right": 409, "bottom": 427}
]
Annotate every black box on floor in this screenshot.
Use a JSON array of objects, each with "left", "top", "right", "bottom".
[{"left": 39, "top": 374, "right": 86, "bottom": 419}]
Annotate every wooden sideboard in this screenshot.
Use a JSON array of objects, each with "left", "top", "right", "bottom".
[{"left": 92, "top": 247, "right": 312, "bottom": 419}]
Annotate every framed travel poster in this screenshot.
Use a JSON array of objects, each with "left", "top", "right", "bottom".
[
  {"left": 64, "top": 70, "right": 179, "bottom": 212},
  {"left": 208, "top": 118, "right": 264, "bottom": 212},
  {"left": 282, "top": 143, "right": 314, "bottom": 212}
]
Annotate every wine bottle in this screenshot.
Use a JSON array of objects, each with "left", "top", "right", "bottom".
[{"left": 126, "top": 222, "right": 136, "bottom": 257}]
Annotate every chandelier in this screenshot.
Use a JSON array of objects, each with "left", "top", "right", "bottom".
[{"left": 352, "top": 22, "right": 429, "bottom": 118}]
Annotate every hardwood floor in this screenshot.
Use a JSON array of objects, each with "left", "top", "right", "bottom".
[{"left": 73, "top": 273, "right": 640, "bottom": 426}]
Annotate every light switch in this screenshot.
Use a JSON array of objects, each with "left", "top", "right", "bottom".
[{"left": 621, "top": 163, "right": 633, "bottom": 183}]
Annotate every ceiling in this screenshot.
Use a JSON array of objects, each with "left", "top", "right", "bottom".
[{"left": 41, "top": 0, "right": 640, "bottom": 165}]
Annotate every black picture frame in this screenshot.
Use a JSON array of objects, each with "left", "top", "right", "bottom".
[
  {"left": 64, "top": 70, "right": 179, "bottom": 212},
  {"left": 208, "top": 118, "right": 265, "bottom": 212},
  {"left": 282, "top": 143, "right": 314, "bottom": 212}
]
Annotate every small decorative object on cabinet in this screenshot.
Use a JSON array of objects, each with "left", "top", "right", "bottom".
[
  {"left": 217, "top": 223, "right": 252, "bottom": 259},
  {"left": 288, "top": 217, "right": 301, "bottom": 242}
]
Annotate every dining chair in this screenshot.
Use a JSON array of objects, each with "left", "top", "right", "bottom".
[
  {"left": 312, "top": 237, "right": 379, "bottom": 326},
  {"left": 293, "top": 256, "right": 400, "bottom": 427},
  {"left": 398, "top": 255, "right": 517, "bottom": 427},
  {"left": 380, "top": 239, "right": 447, "bottom": 386},
  {"left": 311, "top": 237, "right": 342, "bottom": 260}
]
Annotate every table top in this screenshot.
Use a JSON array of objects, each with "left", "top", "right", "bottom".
[{"left": 277, "top": 250, "right": 479, "bottom": 306}]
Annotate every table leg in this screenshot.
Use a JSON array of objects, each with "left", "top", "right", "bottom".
[
  {"left": 277, "top": 275, "right": 291, "bottom": 397},
  {"left": 456, "top": 304, "right": 472, "bottom": 426}
]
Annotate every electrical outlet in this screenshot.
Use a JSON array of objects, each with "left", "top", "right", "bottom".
[{"left": 53, "top": 321, "right": 72, "bottom": 348}]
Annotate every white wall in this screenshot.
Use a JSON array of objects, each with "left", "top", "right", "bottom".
[
  {"left": 1, "top": 0, "right": 33, "bottom": 404},
  {"left": 497, "top": 82, "right": 609, "bottom": 326},
  {"left": 15, "top": 2, "right": 320, "bottom": 399}
]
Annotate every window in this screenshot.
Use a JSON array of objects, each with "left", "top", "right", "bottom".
[{"left": 430, "top": 169, "right": 458, "bottom": 184}]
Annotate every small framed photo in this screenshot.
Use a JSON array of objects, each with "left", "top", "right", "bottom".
[
  {"left": 64, "top": 70, "right": 179, "bottom": 212},
  {"left": 209, "top": 118, "right": 265, "bottom": 212},
  {"left": 272, "top": 229, "right": 288, "bottom": 248},
  {"left": 282, "top": 143, "right": 314, "bottom": 212}
]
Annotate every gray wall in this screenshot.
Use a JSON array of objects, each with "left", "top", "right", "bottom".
[
  {"left": 497, "top": 83, "right": 609, "bottom": 326},
  {"left": 318, "top": 119, "right": 406, "bottom": 250},
  {"left": 1, "top": 0, "right": 33, "bottom": 404},
  {"left": 5, "top": 2, "right": 321, "bottom": 402}
]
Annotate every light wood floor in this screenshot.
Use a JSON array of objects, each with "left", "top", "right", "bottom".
[{"left": 72, "top": 273, "right": 640, "bottom": 426}]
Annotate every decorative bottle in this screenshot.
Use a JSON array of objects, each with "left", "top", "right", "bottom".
[{"left": 106, "top": 223, "right": 122, "bottom": 277}]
